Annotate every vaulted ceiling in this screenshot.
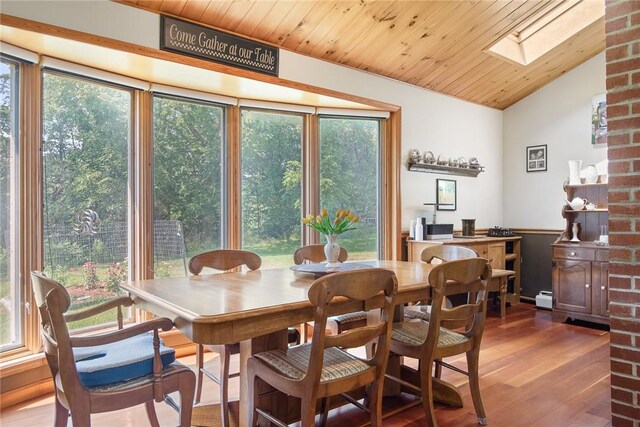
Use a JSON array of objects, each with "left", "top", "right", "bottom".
[{"left": 116, "top": 0, "right": 605, "bottom": 110}]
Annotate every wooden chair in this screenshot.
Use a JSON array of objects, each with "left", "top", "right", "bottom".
[
  {"left": 31, "top": 271, "right": 195, "bottom": 427},
  {"left": 247, "top": 268, "right": 398, "bottom": 427},
  {"left": 190, "top": 249, "right": 300, "bottom": 426},
  {"left": 405, "top": 244, "right": 478, "bottom": 322},
  {"left": 420, "top": 244, "right": 478, "bottom": 264},
  {"left": 387, "top": 258, "right": 492, "bottom": 426},
  {"left": 189, "top": 249, "right": 261, "bottom": 426},
  {"left": 293, "top": 244, "right": 348, "bottom": 265},
  {"left": 294, "top": 244, "right": 367, "bottom": 340}
]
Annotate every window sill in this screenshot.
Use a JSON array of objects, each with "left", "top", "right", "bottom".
[
  {"left": 0, "top": 328, "right": 193, "bottom": 380},
  {"left": 0, "top": 352, "right": 47, "bottom": 378}
]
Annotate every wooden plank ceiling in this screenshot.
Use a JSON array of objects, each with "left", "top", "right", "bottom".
[{"left": 117, "top": 0, "right": 605, "bottom": 110}]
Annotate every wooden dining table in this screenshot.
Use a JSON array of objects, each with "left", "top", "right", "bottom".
[{"left": 120, "top": 260, "right": 513, "bottom": 427}]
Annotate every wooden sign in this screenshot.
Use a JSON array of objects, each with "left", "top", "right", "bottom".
[{"left": 160, "top": 16, "right": 279, "bottom": 77}]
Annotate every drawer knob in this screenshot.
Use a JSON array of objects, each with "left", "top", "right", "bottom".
[
  {"left": 601, "top": 286, "right": 606, "bottom": 291},
  {"left": 570, "top": 251, "right": 576, "bottom": 257},
  {"left": 585, "top": 284, "right": 590, "bottom": 289}
]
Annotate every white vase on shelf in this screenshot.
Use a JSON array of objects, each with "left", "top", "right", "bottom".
[
  {"left": 582, "top": 164, "right": 598, "bottom": 184},
  {"left": 568, "top": 160, "right": 582, "bottom": 185},
  {"left": 570, "top": 223, "right": 580, "bottom": 242}
]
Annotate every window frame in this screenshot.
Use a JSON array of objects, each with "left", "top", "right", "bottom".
[
  {"left": 39, "top": 68, "right": 137, "bottom": 333},
  {"left": 0, "top": 62, "right": 401, "bottom": 365},
  {"left": 317, "top": 114, "right": 384, "bottom": 258},
  {"left": 151, "top": 93, "right": 228, "bottom": 267},
  {"left": 0, "top": 57, "right": 22, "bottom": 353},
  {"left": 239, "top": 106, "right": 306, "bottom": 258}
]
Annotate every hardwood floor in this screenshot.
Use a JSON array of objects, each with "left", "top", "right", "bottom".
[{"left": 1, "top": 303, "right": 612, "bottom": 426}]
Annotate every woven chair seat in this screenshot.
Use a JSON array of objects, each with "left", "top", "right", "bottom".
[
  {"left": 404, "top": 305, "right": 431, "bottom": 321},
  {"left": 392, "top": 320, "right": 468, "bottom": 347},
  {"left": 253, "top": 344, "right": 371, "bottom": 382},
  {"left": 330, "top": 311, "right": 368, "bottom": 325}
]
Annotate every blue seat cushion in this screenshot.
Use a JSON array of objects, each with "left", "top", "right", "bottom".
[{"left": 73, "top": 333, "right": 175, "bottom": 388}]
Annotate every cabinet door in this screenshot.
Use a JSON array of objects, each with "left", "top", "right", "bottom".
[
  {"left": 593, "top": 261, "right": 609, "bottom": 317},
  {"left": 552, "top": 259, "right": 592, "bottom": 314},
  {"left": 487, "top": 243, "right": 505, "bottom": 269}
]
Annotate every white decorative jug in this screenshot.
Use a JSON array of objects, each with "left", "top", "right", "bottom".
[
  {"left": 324, "top": 234, "right": 341, "bottom": 267},
  {"left": 568, "top": 160, "right": 582, "bottom": 185}
]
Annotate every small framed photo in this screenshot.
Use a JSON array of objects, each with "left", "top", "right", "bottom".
[
  {"left": 526, "top": 145, "right": 547, "bottom": 172},
  {"left": 436, "top": 179, "right": 456, "bottom": 211}
]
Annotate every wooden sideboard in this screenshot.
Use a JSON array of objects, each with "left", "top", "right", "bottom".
[
  {"left": 551, "top": 182, "right": 609, "bottom": 325},
  {"left": 406, "top": 236, "right": 521, "bottom": 305},
  {"left": 551, "top": 243, "right": 609, "bottom": 325}
]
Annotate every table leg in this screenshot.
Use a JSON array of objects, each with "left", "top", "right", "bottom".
[{"left": 398, "top": 364, "right": 464, "bottom": 407}]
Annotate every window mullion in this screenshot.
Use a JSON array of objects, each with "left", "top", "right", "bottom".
[
  {"left": 303, "top": 114, "right": 320, "bottom": 245},
  {"left": 226, "top": 106, "right": 241, "bottom": 250},
  {"left": 21, "top": 62, "right": 43, "bottom": 354},
  {"left": 132, "top": 90, "right": 153, "bottom": 281}
]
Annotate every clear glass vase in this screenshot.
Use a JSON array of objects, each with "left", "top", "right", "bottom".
[{"left": 324, "top": 234, "right": 341, "bottom": 267}]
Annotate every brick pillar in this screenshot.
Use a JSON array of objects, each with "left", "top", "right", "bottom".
[{"left": 606, "top": 1, "right": 640, "bottom": 425}]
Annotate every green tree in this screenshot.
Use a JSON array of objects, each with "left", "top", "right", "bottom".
[
  {"left": 42, "top": 73, "right": 129, "bottom": 232},
  {"left": 153, "top": 96, "right": 223, "bottom": 254},
  {"left": 320, "top": 118, "right": 378, "bottom": 219},
  {"left": 0, "top": 63, "right": 13, "bottom": 280},
  {"left": 320, "top": 117, "right": 379, "bottom": 257},
  {"left": 241, "top": 110, "right": 302, "bottom": 244}
]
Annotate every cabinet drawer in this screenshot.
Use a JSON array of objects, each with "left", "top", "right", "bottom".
[{"left": 553, "top": 247, "right": 595, "bottom": 261}]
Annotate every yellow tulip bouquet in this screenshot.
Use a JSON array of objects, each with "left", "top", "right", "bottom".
[{"left": 302, "top": 208, "right": 359, "bottom": 235}]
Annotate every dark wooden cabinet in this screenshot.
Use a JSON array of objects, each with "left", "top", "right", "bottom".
[
  {"left": 552, "top": 182, "right": 609, "bottom": 325},
  {"left": 551, "top": 243, "right": 609, "bottom": 324}
]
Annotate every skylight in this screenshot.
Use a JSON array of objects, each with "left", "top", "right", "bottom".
[{"left": 487, "top": 0, "right": 604, "bottom": 66}]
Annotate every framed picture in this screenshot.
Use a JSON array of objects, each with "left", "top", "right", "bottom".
[
  {"left": 436, "top": 179, "right": 456, "bottom": 211},
  {"left": 592, "top": 93, "right": 607, "bottom": 145},
  {"left": 526, "top": 144, "right": 547, "bottom": 172}
]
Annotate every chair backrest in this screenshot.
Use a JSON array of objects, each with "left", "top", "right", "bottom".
[
  {"left": 188, "top": 249, "right": 261, "bottom": 275},
  {"left": 420, "top": 244, "right": 477, "bottom": 264},
  {"left": 426, "top": 258, "right": 491, "bottom": 349},
  {"left": 31, "top": 271, "right": 84, "bottom": 396},
  {"left": 293, "top": 244, "right": 348, "bottom": 265},
  {"left": 304, "top": 268, "right": 397, "bottom": 386}
]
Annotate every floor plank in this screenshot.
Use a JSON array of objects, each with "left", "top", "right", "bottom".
[{"left": 0, "top": 303, "right": 612, "bottom": 426}]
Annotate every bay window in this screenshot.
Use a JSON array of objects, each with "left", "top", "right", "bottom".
[{"left": 0, "top": 61, "right": 394, "bottom": 361}]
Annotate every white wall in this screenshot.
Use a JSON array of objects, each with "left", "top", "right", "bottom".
[
  {"left": 281, "top": 52, "right": 504, "bottom": 231},
  {"left": 2, "top": 0, "right": 505, "bottom": 233},
  {"left": 503, "top": 53, "right": 607, "bottom": 230}
]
